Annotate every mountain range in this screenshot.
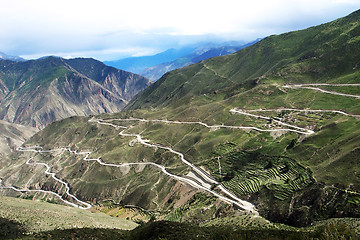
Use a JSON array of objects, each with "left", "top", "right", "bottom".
[
  {"left": 1, "top": 9, "right": 360, "bottom": 239},
  {"left": 104, "top": 41, "right": 255, "bottom": 81},
  {"left": 139, "top": 40, "right": 260, "bottom": 81},
  {"left": 104, "top": 47, "right": 198, "bottom": 74}
]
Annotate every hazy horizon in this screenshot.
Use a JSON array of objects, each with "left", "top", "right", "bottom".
[{"left": 1, "top": 0, "right": 359, "bottom": 61}]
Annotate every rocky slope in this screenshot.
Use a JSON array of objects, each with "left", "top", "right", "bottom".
[{"left": 0, "top": 57, "right": 151, "bottom": 129}]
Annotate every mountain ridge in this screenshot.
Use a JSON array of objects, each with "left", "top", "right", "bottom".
[
  {"left": 104, "top": 41, "right": 253, "bottom": 78},
  {"left": 120, "top": 9, "right": 360, "bottom": 226}
]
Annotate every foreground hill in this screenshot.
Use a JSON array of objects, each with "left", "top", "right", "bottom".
[
  {"left": 0, "top": 196, "right": 137, "bottom": 239},
  {"left": 1, "top": 9, "right": 360, "bottom": 237},
  {"left": 0, "top": 57, "right": 151, "bottom": 129},
  {"left": 1, "top": 200, "right": 358, "bottom": 240}
]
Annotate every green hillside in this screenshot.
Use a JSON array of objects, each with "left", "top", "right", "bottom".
[
  {"left": 1, "top": 9, "right": 360, "bottom": 236},
  {"left": 121, "top": 9, "right": 360, "bottom": 226}
]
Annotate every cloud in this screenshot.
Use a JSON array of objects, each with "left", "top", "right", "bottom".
[
  {"left": 0, "top": 0, "right": 359, "bottom": 60},
  {"left": 19, "top": 47, "right": 159, "bottom": 60}
]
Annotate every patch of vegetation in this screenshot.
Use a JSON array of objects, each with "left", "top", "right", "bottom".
[
  {"left": 97, "top": 201, "right": 151, "bottom": 223},
  {"left": 164, "top": 192, "right": 218, "bottom": 223}
]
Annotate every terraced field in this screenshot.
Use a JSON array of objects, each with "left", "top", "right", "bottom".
[{"left": 218, "top": 152, "right": 314, "bottom": 200}]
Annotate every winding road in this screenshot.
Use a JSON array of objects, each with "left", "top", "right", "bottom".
[
  {"left": 0, "top": 147, "right": 92, "bottom": 209},
  {"left": 230, "top": 108, "right": 315, "bottom": 135},
  {"left": 243, "top": 108, "right": 360, "bottom": 118},
  {"left": 283, "top": 83, "right": 360, "bottom": 99},
  {"left": 1, "top": 83, "right": 358, "bottom": 213},
  {"left": 108, "top": 116, "right": 315, "bottom": 135},
  {"left": 1, "top": 117, "right": 263, "bottom": 213},
  {"left": 91, "top": 118, "right": 257, "bottom": 212}
]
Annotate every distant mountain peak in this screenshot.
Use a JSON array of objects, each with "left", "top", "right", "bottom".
[{"left": 0, "top": 51, "right": 25, "bottom": 62}]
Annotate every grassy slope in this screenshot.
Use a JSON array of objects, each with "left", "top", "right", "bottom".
[{"left": 0, "top": 196, "right": 137, "bottom": 233}]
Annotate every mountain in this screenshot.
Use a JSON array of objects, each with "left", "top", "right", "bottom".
[
  {"left": 126, "top": 10, "right": 360, "bottom": 110},
  {"left": 0, "top": 52, "right": 24, "bottom": 62},
  {"left": 140, "top": 40, "right": 260, "bottom": 81},
  {"left": 124, "top": 9, "right": 360, "bottom": 225},
  {"left": 104, "top": 47, "right": 198, "bottom": 74},
  {"left": 1, "top": 9, "right": 360, "bottom": 237},
  {"left": 0, "top": 57, "right": 151, "bottom": 129}
]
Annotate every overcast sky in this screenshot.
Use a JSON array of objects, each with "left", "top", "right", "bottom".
[{"left": 1, "top": 0, "right": 359, "bottom": 61}]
